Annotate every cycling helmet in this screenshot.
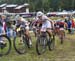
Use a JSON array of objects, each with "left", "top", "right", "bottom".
[
  {"left": 15, "top": 15, "right": 20, "bottom": 20},
  {"left": 37, "top": 11, "right": 44, "bottom": 17}
]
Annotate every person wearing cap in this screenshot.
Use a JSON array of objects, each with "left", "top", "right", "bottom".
[{"left": 16, "top": 16, "right": 32, "bottom": 47}]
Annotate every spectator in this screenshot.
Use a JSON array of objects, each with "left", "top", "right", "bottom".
[
  {"left": 71, "top": 17, "right": 75, "bottom": 34},
  {"left": 67, "top": 19, "right": 72, "bottom": 34}
]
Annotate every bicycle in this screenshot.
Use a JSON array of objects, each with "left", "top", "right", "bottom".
[
  {"left": 13, "top": 26, "right": 30, "bottom": 54},
  {"left": 36, "top": 28, "right": 55, "bottom": 55},
  {"left": 0, "top": 26, "right": 31, "bottom": 56}
]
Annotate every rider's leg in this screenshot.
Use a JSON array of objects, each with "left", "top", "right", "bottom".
[
  {"left": 59, "top": 28, "right": 65, "bottom": 44},
  {"left": 25, "top": 26, "right": 32, "bottom": 46},
  {"left": 46, "top": 28, "right": 52, "bottom": 38},
  {"left": 59, "top": 28, "right": 65, "bottom": 38}
]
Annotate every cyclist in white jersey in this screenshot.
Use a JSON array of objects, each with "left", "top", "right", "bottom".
[
  {"left": 36, "top": 11, "right": 52, "bottom": 37},
  {"left": 16, "top": 16, "right": 32, "bottom": 46}
]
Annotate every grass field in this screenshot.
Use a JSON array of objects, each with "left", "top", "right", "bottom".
[{"left": 0, "top": 32, "right": 75, "bottom": 61}]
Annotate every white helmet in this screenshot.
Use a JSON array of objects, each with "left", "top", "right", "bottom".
[
  {"left": 15, "top": 15, "right": 20, "bottom": 20},
  {"left": 37, "top": 11, "right": 44, "bottom": 17}
]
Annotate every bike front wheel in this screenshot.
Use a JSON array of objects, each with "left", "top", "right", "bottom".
[
  {"left": 0, "top": 35, "right": 11, "bottom": 56},
  {"left": 36, "top": 37, "right": 48, "bottom": 55},
  {"left": 13, "top": 35, "right": 28, "bottom": 54}
]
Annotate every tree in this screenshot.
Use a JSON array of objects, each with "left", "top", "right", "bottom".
[{"left": 0, "top": 0, "right": 75, "bottom": 11}]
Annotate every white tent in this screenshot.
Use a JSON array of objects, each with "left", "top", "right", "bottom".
[
  {"left": 57, "top": 12, "right": 69, "bottom": 15},
  {"left": 72, "top": 11, "right": 75, "bottom": 14}
]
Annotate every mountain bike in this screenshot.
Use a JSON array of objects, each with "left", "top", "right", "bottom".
[
  {"left": 36, "top": 28, "right": 55, "bottom": 55},
  {"left": 13, "top": 26, "right": 30, "bottom": 54}
]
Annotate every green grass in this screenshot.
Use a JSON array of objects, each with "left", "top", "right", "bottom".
[{"left": 0, "top": 32, "right": 75, "bottom": 61}]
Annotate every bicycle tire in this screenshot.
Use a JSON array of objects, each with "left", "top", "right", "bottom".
[
  {"left": 13, "top": 36, "right": 28, "bottom": 54},
  {"left": 0, "top": 35, "right": 11, "bottom": 56},
  {"left": 48, "top": 35, "right": 55, "bottom": 51},
  {"left": 36, "top": 37, "right": 47, "bottom": 55}
]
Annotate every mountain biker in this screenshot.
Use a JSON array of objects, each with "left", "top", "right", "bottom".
[
  {"left": 34, "top": 11, "right": 53, "bottom": 38},
  {"left": 55, "top": 19, "right": 67, "bottom": 39},
  {"left": 15, "top": 16, "right": 32, "bottom": 47}
]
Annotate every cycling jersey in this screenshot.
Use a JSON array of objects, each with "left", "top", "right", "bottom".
[
  {"left": 34, "top": 15, "right": 52, "bottom": 32},
  {"left": 56, "top": 21, "right": 65, "bottom": 28},
  {"left": 54, "top": 20, "right": 65, "bottom": 31},
  {"left": 41, "top": 20, "right": 52, "bottom": 32},
  {"left": 16, "top": 17, "right": 29, "bottom": 30},
  {"left": 58, "top": 21, "right": 64, "bottom": 28}
]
